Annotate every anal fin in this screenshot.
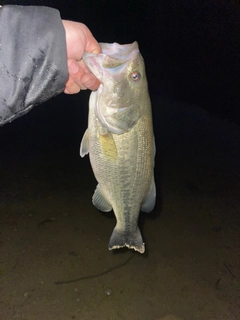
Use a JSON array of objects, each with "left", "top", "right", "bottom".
[
  {"left": 92, "top": 184, "right": 112, "bottom": 212},
  {"left": 141, "top": 176, "right": 156, "bottom": 213}
]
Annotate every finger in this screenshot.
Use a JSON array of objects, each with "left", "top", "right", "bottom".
[
  {"left": 80, "top": 73, "right": 100, "bottom": 91},
  {"left": 67, "top": 60, "right": 87, "bottom": 91},
  {"left": 77, "top": 60, "right": 101, "bottom": 89},
  {"left": 82, "top": 25, "right": 101, "bottom": 54},
  {"left": 64, "top": 76, "right": 82, "bottom": 94},
  {"left": 68, "top": 60, "right": 100, "bottom": 90},
  {"left": 68, "top": 59, "right": 79, "bottom": 75},
  {"left": 78, "top": 59, "right": 92, "bottom": 73},
  {"left": 68, "top": 59, "right": 88, "bottom": 80}
]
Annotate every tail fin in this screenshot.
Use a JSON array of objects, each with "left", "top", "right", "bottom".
[{"left": 108, "top": 227, "right": 145, "bottom": 254}]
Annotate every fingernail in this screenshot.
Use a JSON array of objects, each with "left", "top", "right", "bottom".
[
  {"left": 91, "top": 46, "right": 101, "bottom": 54},
  {"left": 68, "top": 60, "right": 79, "bottom": 74}
]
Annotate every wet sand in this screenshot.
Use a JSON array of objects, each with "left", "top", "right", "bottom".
[{"left": 0, "top": 94, "right": 239, "bottom": 320}]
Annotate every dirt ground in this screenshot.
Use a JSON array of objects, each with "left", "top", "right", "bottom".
[{"left": 0, "top": 95, "right": 239, "bottom": 320}]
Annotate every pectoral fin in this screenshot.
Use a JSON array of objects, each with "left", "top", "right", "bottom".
[
  {"left": 80, "top": 129, "right": 89, "bottom": 157},
  {"left": 92, "top": 184, "right": 112, "bottom": 212},
  {"left": 141, "top": 176, "right": 156, "bottom": 213}
]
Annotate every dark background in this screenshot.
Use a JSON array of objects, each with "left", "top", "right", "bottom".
[
  {"left": 1, "top": 0, "right": 240, "bottom": 125},
  {"left": 0, "top": 0, "right": 239, "bottom": 192},
  {"left": 0, "top": 0, "right": 239, "bottom": 197},
  {"left": 0, "top": 4, "right": 240, "bottom": 318}
]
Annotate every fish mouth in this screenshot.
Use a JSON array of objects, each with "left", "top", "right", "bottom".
[{"left": 83, "top": 42, "right": 140, "bottom": 82}]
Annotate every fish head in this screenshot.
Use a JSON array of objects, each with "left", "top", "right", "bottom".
[{"left": 83, "top": 42, "right": 149, "bottom": 134}]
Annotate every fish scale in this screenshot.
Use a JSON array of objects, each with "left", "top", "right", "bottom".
[{"left": 80, "top": 42, "right": 156, "bottom": 253}]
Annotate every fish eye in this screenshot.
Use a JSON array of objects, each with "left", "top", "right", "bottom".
[{"left": 130, "top": 71, "right": 141, "bottom": 82}]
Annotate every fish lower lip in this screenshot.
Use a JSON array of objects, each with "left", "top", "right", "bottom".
[
  {"left": 105, "top": 105, "right": 129, "bottom": 112},
  {"left": 117, "top": 105, "right": 129, "bottom": 111},
  {"left": 120, "top": 106, "right": 128, "bottom": 110},
  {"left": 107, "top": 104, "right": 128, "bottom": 110}
]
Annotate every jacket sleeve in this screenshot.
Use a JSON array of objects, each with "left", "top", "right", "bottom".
[{"left": 0, "top": 5, "right": 68, "bottom": 126}]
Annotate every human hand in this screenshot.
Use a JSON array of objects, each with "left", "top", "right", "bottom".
[{"left": 62, "top": 20, "right": 101, "bottom": 94}]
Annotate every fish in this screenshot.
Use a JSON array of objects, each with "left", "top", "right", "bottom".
[{"left": 80, "top": 41, "right": 156, "bottom": 253}]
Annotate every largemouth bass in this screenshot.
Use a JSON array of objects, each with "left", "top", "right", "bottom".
[{"left": 80, "top": 42, "right": 156, "bottom": 253}]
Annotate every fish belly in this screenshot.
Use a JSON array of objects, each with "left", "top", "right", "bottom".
[{"left": 88, "top": 93, "right": 155, "bottom": 253}]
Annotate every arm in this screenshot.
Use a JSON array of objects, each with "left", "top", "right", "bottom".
[
  {"left": 0, "top": 5, "right": 101, "bottom": 126},
  {"left": 0, "top": 5, "right": 68, "bottom": 125}
]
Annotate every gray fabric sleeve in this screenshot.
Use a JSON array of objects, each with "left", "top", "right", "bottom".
[{"left": 0, "top": 5, "right": 68, "bottom": 125}]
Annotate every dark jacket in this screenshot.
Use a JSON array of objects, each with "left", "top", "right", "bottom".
[{"left": 0, "top": 5, "right": 68, "bottom": 126}]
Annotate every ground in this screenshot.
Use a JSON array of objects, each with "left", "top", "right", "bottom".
[{"left": 0, "top": 95, "right": 239, "bottom": 320}]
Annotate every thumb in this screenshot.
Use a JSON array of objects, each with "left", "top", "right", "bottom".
[{"left": 83, "top": 26, "right": 101, "bottom": 55}]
